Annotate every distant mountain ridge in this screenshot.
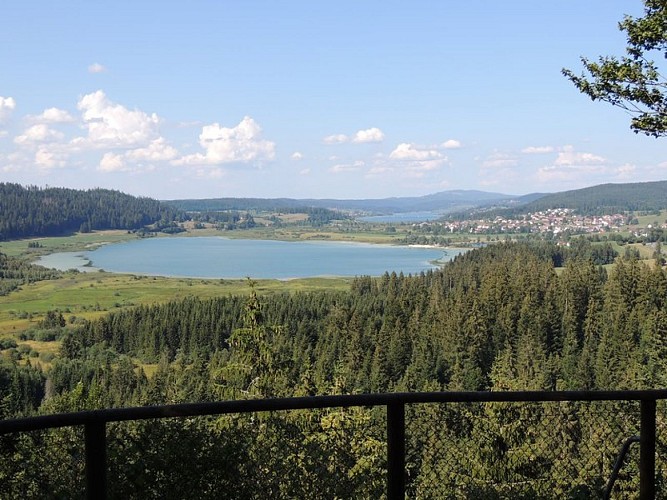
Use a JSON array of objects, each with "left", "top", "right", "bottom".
[
  {"left": 167, "top": 180, "right": 667, "bottom": 218},
  {"left": 166, "top": 189, "right": 518, "bottom": 214}
]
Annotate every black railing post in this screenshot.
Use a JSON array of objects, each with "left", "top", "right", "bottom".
[
  {"left": 640, "top": 399, "right": 656, "bottom": 500},
  {"left": 387, "top": 401, "right": 405, "bottom": 500},
  {"left": 85, "top": 421, "right": 107, "bottom": 500}
]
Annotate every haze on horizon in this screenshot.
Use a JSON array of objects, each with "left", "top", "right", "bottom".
[{"left": 0, "top": 0, "right": 664, "bottom": 201}]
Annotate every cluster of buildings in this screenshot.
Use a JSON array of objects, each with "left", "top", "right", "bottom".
[{"left": 420, "top": 208, "right": 628, "bottom": 236}]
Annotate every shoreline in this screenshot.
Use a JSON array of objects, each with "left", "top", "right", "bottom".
[{"left": 33, "top": 237, "right": 464, "bottom": 279}]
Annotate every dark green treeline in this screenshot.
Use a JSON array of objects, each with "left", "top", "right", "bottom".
[{"left": 0, "top": 183, "right": 183, "bottom": 239}]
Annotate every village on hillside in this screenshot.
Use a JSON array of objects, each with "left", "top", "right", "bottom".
[{"left": 416, "top": 208, "right": 667, "bottom": 237}]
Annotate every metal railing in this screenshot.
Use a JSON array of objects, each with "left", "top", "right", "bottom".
[{"left": 1, "top": 390, "right": 666, "bottom": 499}]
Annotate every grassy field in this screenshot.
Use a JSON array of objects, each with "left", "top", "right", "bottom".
[
  {"left": 0, "top": 268, "right": 351, "bottom": 365},
  {"left": 0, "top": 230, "right": 138, "bottom": 258},
  {"left": 0, "top": 271, "right": 351, "bottom": 336}
]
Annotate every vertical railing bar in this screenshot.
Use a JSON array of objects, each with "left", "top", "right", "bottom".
[
  {"left": 387, "top": 401, "right": 405, "bottom": 500},
  {"left": 84, "top": 421, "right": 107, "bottom": 500},
  {"left": 640, "top": 399, "right": 656, "bottom": 500}
]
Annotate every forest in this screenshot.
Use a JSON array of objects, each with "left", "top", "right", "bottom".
[
  {"left": 1, "top": 240, "right": 666, "bottom": 497},
  {"left": 486, "top": 180, "right": 667, "bottom": 218},
  {"left": 0, "top": 183, "right": 184, "bottom": 239}
]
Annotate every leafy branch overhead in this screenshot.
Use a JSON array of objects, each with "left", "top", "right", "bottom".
[{"left": 563, "top": 0, "right": 667, "bottom": 137}]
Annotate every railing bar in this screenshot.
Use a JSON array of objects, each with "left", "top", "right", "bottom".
[
  {"left": 640, "top": 399, "right": 656, "bottom": 500},
  {"left": 387, "top": 402, "right": 405, "bottom": 500},
  {"left": 3, "top": 390, "right": 667, "bottom": 435},
  {"left": 84, "top": 421, "right": 107, "bottom": 500}
]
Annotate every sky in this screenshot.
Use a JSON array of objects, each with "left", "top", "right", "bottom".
[{"left": 0, "top": 0, "right": 664, "bottom": 200}]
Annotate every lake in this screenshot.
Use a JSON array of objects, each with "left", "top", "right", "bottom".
[
  {"left": 357, "top": 211, "right": 444, "bottom": 223},
  {"left": 35, "top": 237, "right": 463, "bottom": 279}
]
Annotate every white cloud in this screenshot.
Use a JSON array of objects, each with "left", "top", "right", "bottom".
[
  {"left": 536, "top": 164, "right": 607, "bottom": 183},
  {"left": 353, "top": 127, "right": 384, "bottom": 143},
  {"left": 88, "top": 63, "right": 107, "bottom": 74},
  {"left": 522, "top": 145, "right": 554, "bottom": 154},
  {"left": 323, "top": 134, "right": 349, "bottom": 144},
  {"left": 34, "top": 145, "right": 68, "bottom": 170},
  {"left": 125, "top": 138, "right": 178, "bottom": 162},
  {"left": 98, "top": 138, "right": 179, "bottom": 173},
  {"left": 442, "top": 139, "right": 462, "bottom": 149},
  {"left": 365, "top": 165, "right": 393, "bottom": 177},
  {"left": 554, "top": 147, "right": 605, "bottom": 166},
  {"left": 390, "top": 143, "right": 442, "bottom": 161},
  {"left": 176, "top": 116, "right": 275, "bottom": 166},
  {"left": 0, "top": 96, "right": 16, "bottom": 123},
  {"left": 99, "top": 152, "right": 126, "bottom": 172},
  {"left": 482, "top": 152, "right": 518, "bottom": 168},
  {"left": 329, "top": 161, "right": 364, "bottom": 173},
  {"left": 34, "top": 107, "right": 75, "bottom": 123},
  {"left": 14, "top": 124, "right": 65, "bottom": 146},
  {"left": 614, "top": 163, "right": 636, "bottom": 179},
  {"left": 77, "top": 90, "right": 160, "bottom": 148},
  {"left": 388, "top": 143, "right": 447, "bottom": 177},
  {"left": 291, "top": 151, "right": 304, "bottom": 160},
  {"left": 194, "top": 167, "right": 225, "bottom": 179},
  {"left": 299, "top": 167, "right": 311, "bottom": 175}
]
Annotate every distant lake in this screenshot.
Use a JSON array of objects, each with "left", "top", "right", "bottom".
[
  {"left": 358, "top": 211, "right": 444, "bottom": 223},
  {"left": 35, "top": 237, "right": 463, "bottom": 279}
]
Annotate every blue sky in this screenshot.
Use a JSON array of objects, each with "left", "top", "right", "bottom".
[{"left": 0, "top": 0, "right": 664, "bottom": 200}]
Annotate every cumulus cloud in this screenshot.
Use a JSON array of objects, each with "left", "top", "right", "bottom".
[
  {"left": 325, "top": 127, "right": 385, "bottom": 145},
  {"left": 554, "top": 147, "right": 605, "bottom": 166},
  {"left": 390, "top": 143, "right": 442, "bottom": 161},
  {"left": 353, "top": 127, "right": 384, "bottom": 143},
  {"left": 175, "top": 116, "right": 275, "bottom": 166},
  {"left": 98, "top": 138, "right": 179, "bottom": 173},
  {"left": 33, "top": 107, "right": 75, "bottom": 123},
  {"left": 34, "top": 145, "right": 69, "bottom": 170},
  {"left": 323, "top": 134, "right": 349, "bottom": 144},
  {"left": 88, "top": 63, "right": 107, "bottom": 73},
  {"left": 14, "top": 124, "right": 64, "bottom": 146},
  {"left": 77, "top": 90, "right": 161, "bottom": 148},
  {"left": 99, "top": 152, "right": 126, "bottom": 172},
  {"left": 442, "top": 139, "right": 462, "bottom": 149},
  {"left": 291, "top": 151, "right": 304, "bottom": 160},
  {"left": 125, "top": 138, "right": 178, "bottom": 162},
  {"left": 388, "top": 143, "right": 447, "bottom": 177},
  {"left": 0, "top": 96, "right": 16, "bottom": 123},
  {"left": 521, "top": 145, "right": 554, "bottom": 154}
]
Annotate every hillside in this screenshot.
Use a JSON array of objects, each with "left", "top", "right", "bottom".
[
  {"left": 0, "top": 183, "right": 183, "bottom": 240},
  {"left": 165, "top": 189, "right": 517, "bottom": 215},
  {"left": 510, "top": 180, "right": 667, "bottom": 215}
]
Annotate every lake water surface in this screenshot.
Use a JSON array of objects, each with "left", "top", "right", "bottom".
[
  {"left": 35, "top": 237, "right": 463, "bottom": 279},
  {"left": 357, "top": 211, "right": 444, "bottom": 223}
]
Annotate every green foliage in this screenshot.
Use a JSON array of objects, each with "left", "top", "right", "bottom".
[
  {"left": 0, "top": 183, "right": 184, "bottom": 240},
  {"left": 502, "top": 180, "right": 667, "bottom": 216},
  {"left": 563, "top": 0, "right": 667, "bottom": 137},
  {"left": 4, "top": 240, "right": 667, "bottom": 495},
  {"left": 0, "top": 251, "right": 60, "bottom": 296}
]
